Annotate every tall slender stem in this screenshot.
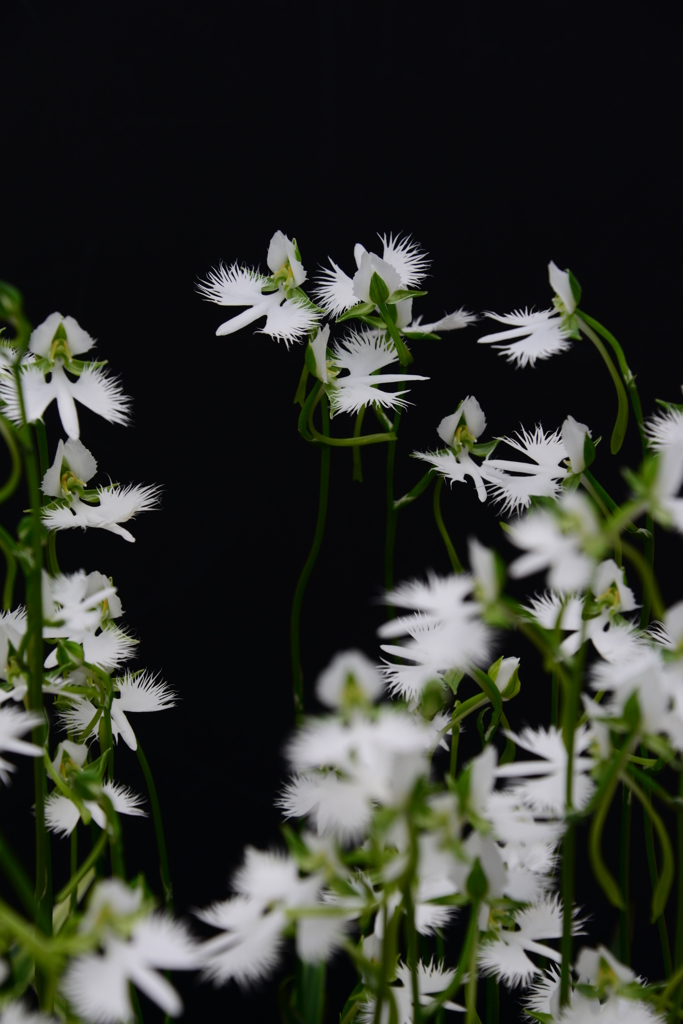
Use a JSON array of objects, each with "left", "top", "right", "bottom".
[
  {"left": 384, "top": 407, "right": 401, "bottom": 611},
  {"left": 291, "top": 395, "right": 331, "bottom": 723},
  {"left": 432, "top": 477, "right": 463, "bottom": 573},
  {"left": 619, "top": 784, "right": 632, "bottom": 965},
  {"left": 137, "top": 742, "right": 173, "bottom": 909}
]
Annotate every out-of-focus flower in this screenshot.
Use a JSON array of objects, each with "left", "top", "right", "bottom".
[{"left": 0, "top": 706, "right": 44, "bottom": 784}]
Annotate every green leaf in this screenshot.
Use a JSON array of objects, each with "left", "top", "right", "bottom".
[
  {"left": 368, "top": 272, "right": 390, "bottom": 306},
  {"left": 583, "top": 433, "right": 596, "bottom": 470},
  {"left": 336, "top": 302, "right": 376, "bottom": 323},
  {"left": 386, "top": 289, "right": 428, "bottom": 303}
]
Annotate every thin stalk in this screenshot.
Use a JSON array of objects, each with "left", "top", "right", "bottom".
[
  {"left": 576, "top": 316, "right": 630, "bottom": 454},
  {"left": 422, "top": 900, "right": 480, "bottom": 1018},
  {"left": 70, "top": 829, "right": 78, "bottom": 914},
  {"left": 0, "top": 825, "right": 37, "bottom": 917},
  {"left": 432, "top": 477, "right": 463, "bottom": 573},
  {"left": 485, "top": 977, "right": 499, "bottom": 1024},
  {"left": 13, "top": 371, "right": 51, "bottom": 937},
  {"left": 640, "top": 513, "right": 655, "bottom": 628},
  {"left": 560, "top": 637, "right": 586, "bottom": 1006},
  {"left": 291, "top": 394, "right": 331, "bottom": 723},
  {"left": 0, "top": 414, "right": 22, "bottom": 503},
  {"left": 619, "top": 784, "right": 632, "bottom": 965},
  {"left": 465, "top": 919, "right": 479, "bottom": 1024},
  {"left": 384, "top": 407, "right": 401, "bottom": 608},
  {"left": 551, "top": 670, "right": 559, "bottom": 729},
  {"left": 0, "top": 535, "right": 17, "bottom": 610},
  {"left": 55, "top": 830, "right": 108, "bottom": 905},
  {"left": 621, "top": 540, "right": 665, "bottom": 622},
  {"left": 136, "top": 742, "right": 173, "bottom": 908},
  {"left": 631, "top": 763, "right": 673, "bottom": 971},
  {"left": 352, "top": 408, "right": 366, "bottom": 481},
  {"left": 394, "top": 468, "right": 434, "bottom": 510},
  {"left": 47, "top": 530, "right": 60, "bottom": 575}
]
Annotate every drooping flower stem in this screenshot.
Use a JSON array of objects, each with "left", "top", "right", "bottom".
[
  {"left": 55, "top": 830, "right": 108, "bottom": 904},
  {"left": 432, "top": 477, "right": 463, "bottom": 573},
  {"left": 137, "top": 742, "right": 174, "bottom": 909},
  {"left": 291, "top": 395, "right": 331, "bottom": 723},
  {"left": 575, "top": 316, "right": 629, "bottom": 454},
  {"left": 636, "top": 756, "right": 673, "bottom": 975}
]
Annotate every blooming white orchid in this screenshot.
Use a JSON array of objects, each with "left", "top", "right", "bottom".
[
  {"left": 0, "top": 312, "right": 130, "bottom": 439},
  {"left": 59, "top": 671, "right": 175, "bottom": 751},
  {"left": 322, "top": 330, "right": 428, "bottom": 417},
  {"left": 494, "top": 725, "right": 597, "bottom": 815},
  {"left": 314, "top": 233, "right": 429, "bottom": 317},
  {"left": 197, "top": 231, "right": 321, "bottom": 345},
  {"left": 358, "top": 960, "right": 465, "bottom": 1023},
  {"left": 62, "top": 880, "right": 198, "bottom": 1022},
  {"left": 41, "top": 438, "right": 160, "bottom": 542},
  {"left": 43, "top": 571, "right": 136, "bottom": 671},
  {"left": 45, "top": 780, "right": 146, "bottom": 837}
]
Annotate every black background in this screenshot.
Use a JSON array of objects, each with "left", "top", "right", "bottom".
[{"left": 2, "top": 1, "right": 681, "bottom": 1020}]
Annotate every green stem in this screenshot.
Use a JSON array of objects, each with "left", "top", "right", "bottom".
[
  {"left": 0, "top": 532, "right": 17, "bottom": 610},
  {"left": 629, "top": 765, "right": 675, "bottom": 933},
  {"left": 588, "top": 736, "right": 635, "bottom": 909},
  {"left": 576, "top": 316, "right": 630, "bottom": 454},
  {"left": 70, "top": 828, "right": 78, "bottom": 914},
  {"left": 640, "top": 514, "right": 655, "bottom": 628},
  {"left": 13, "top": 368, "right": 51, "bottom": 937},
  {"left": 423, "top": 900, "right": 479, "bottom": 1018},
  {"left": 560, "top": 638, "right": 586, "bottom": 1006},
  {"left": 0, "top": 413, "right": 22, "bottom": 503},
  {"left": 576, "top": 310, "right": 648, "bottom": 450},
  {"left": 0, "top": 825, "right": 37, "bottom": 917},
  {"left": 352, "top": 408, "right": 365, "bottom": 481},
  {"left": 432, "top": 477, "right": 463, "bottom": 573},
  {"left": 485, "top": 976, "right": 499, "bottom": 1024},
  {"left": 47, "top": 530, "right": 60, "bottom": 575},
  {"left": 377, "top": 300, "right": 413, "bottom": 365},
  {"left": 619, "top": 784, "right": 632, "bottom": 966},
  {"left": 55, "top": 830, "right": 108, "bottom": 905},
  {"left": 469, "top": 668, "right": 502, "bottom": 743},
  {"left": 136, "top": 742, "right": 173, "bottom": 908},
  {"left": 384, "top": 407, "right": 401, "bottom": 611},
  {"left": 394, "top": 468, "right": 434, "bottom": 510},
  {"left": 291, "top": 395, "right": 331, "bottom": 723},
  {"left": 621, "top": 540, "right": 666, "bottom": 622}
]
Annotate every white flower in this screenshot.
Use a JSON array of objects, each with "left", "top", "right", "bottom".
[
  {"left": 468, "top": 538, "right": 502, "bottom": 604},
  {"left": 0, "top": 706, "right": 44, "bottom": 784},
  {"left": 42, "top": 438, "right": 97, "bottom": 496},
  {"left": 406, "top": 309, "right": 478, "bottom": 335},
  {"left": 646, "top": 402, "right": 683, "bottom": 452},
  {"left": 650, "top": 443, "right": 683, "bottom": 533},
  {"left": 315, "top": 650, "right": 385, "bottom": 708},
  {"left": 0, "top": 608, "right": 27, "bottom": 682},
  {"left": 437, "top": 397, "right": 486, "bottom": 445},
  {"left": 62, "top": 911, "right": 197, "bottom": 1022},
  {"left": 197, "top": 232, "right": 320, "bottom": 346},
  {"left": 525, "top": 584, "right": 641, "bottom": 662},
  {"left": 548, "top": 261, "right": 577, "bottom": 315},
  {"left": 378, "top": 573, "right": 493, "bottom": 698},
  {"left": 479, "top": 894, "right": 584, "bottom": 988},
  {"left": 45, "top": 780, "right": 146, "bottom": 837},
  {"left": 358, "top": 960, "right": 465, "bottom": 1023},
  {"left": 314, "top": 233, "right": 429, "bottom": 316},
  {"left": 561, "top": 415, "right": 592, "bottom": 473},
  {"left": 507, "top": 492, "right": 601, "bottom": 593},
  {"left": 574, "top": 944, "right": 635, "bottom": 986},
  {"left": 196, "top": 848, "right": 325, "bottom": 986},
  {"left": 43, "top": 571, "right": 136, "bottom": 671},
  {"left": 0, "top": 362, "right": 130, "bottom": 440},
  {"left": 43, "top": 483, "right": 161, "bottom": 543},
  {"left": 494, "top": 725, "right": 597, "bottom": 815},
  {"left": 558, "top": 994, "right": 665, "bottom": 1023},
  {"left": 478, "top": 308, "right": 573, "bottom": 368},
  {"left": 482, "top": 425, "right": 571, "bottom": 514},
  {"left": 29, "top": 312, "right": 96, "bottom": 359},
  {"left": 326, "top": 331, "right": 428, "bottom": 417}
]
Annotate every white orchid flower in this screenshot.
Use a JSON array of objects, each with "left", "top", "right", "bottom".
[
  {"left": 314, "top": 233, "right": 429, "bottom": 317},
  {"left": 197, "top": 231, "right": 320, "bottom": 346},
  {"left": 478, "top": 308, "right": 573, "bottom": 367},
  {"left": 0, "top": 706, "right": 44, "bottom": 784},
  {"left": 326, "top": 331, "right": 428, "bottom": 416}
]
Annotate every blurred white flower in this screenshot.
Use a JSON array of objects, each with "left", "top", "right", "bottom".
[
  {"left": 0, "top": 706, "right": 44, "bottom": 784},
  {"left": 478, "top": 308, "right": 573, "bottom": 368},
  {"left": 45, "top": 780, "right": 146, "bottom": 837},
  {"left": 494, "top": 725, "right": 597, "bottom": 815},
  {"left": 315, "top": 650, "right": 385, "bottom": 708},
  {"left": 507, "top": 492, "right": 601, "bottom": 592}
]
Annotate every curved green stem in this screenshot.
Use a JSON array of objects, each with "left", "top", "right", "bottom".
[
  {"left": 619, "top": 784, "right": 632, "bottom": 965},
  {"left": 577, "top": 309, "right": 648, "bottom": 451},
  {"left": 621, "top": 540, "right": 665, "bottom": 622},
  {"left": 469, "top": 668, "right": 502, "bottom": 743},
  {"left": 291, "top": 395, "right": 331, "bottom": 723},
  {"left": 394, "top": 468, "right": 435, "bottom": 510},
  {"left": 588, "top": 737, "right": 635, "bottom": 910},
  {"left": 433, "top": 477, "right": 463, "bottom": 573},
  {"left": 136, "top": 742, "right": 173, "bottom": 908},
  {"left": 385, "top": 410, "right": 400, "bottom": 606},
  {"left": 576, "top": 315, "right": 630, "bottom": 454},
  {"left": 0, "top": 414, "right": 22, "bottom": 503},
  {"left": 627, "top": 769, "right": 675, "bottom": 927},
  {"left": 0, "top": 825, "right": 37, "bottom": 917},
  {"left": 0, "top": 530, "right": 17, "bottom": 610}
]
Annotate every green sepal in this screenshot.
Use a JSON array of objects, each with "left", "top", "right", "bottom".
[
  {"left": 655, "top": 398, "right": 683, "bottom": 413},
  {"left": 56, "top": 639, "right": 85, "bottom": 669},
  {"left": 280, "top": 824, "right": 311, "bottom": 861},
  {"left": 487, "top": 655, "right": 521, "bottom": 700},
  {"left": 420, "top": 679, "right": 448, "bottom": 720},
  {"left": 304, "top": 342, "right": 319, "bottom": 378},
  {"left": 386, "top": 289, "right": 428, "bottom": 303},
  {"left": 72, "top": 765, "right": 106, "bottom": 801},
  {"left": 53, "top": 323, "right": 68, "bottom": 343},
  {"left": 64, "top": 358, "right": 109, "bottom": 376},
  {"left": 466, "top": 857, "right": 488, "bottom": 900},
  {"left": 402, "top": 330, "right": 441, "bottom": 340},
  {"left": 583, "top": 432, "right": 596, "bottom": 470},
  {"left": 568, "top": 268, "right": 582, "bottom": 306},
  {"left": 368, "top": 272, "right": 390, "bottom": 306},
  {"left": 444, "top": 668, "right": 464, "bottom": 696},
  {"left": 562, "top": 312, "right": 582, "bottom": 340},
  {"left": 260, "top": 280, "right": 281, "bottom": 294},
  {"left": 471, "top": 439, "right": 500, "bottom": 457}
]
